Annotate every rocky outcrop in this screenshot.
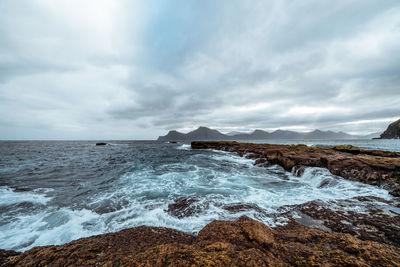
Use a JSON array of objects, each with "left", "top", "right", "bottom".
[
  {"left": 380, "top": 118, "right": 400, "bottom": 139},
  {"left": 95, "top": 142, "right": 107, "bottom": 146},
  {"left": 191, "top": 141, "right": 400, "bottom": 196},
  {"left": 2, "top": 217, "right": 400, "bottom": 266},
  {"left": 282, "top": 196, "right": 400, "bottom": 248}
]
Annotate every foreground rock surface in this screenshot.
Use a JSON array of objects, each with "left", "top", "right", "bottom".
[
  {"left": 191, "top": 141, "right": 400, "bottom": 196},
  {"left": 2, "top": 217, "right": 400, "bottom": 266}
]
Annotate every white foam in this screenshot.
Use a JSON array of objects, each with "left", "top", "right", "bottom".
[
  {"left": 295, "top": 167, "right": 392, "bottom": 200},
  {"left": 0, "top": 207, "right": 102, "bottom": 251},
  {"left": 210, "top": 153, "right": 254, "bottom": 166},
  {"left": 0, "top": 150, "right": 395, "bottom": 252},
  {"left": 177, "top": 144, "right": 191, "bottom": 150},
  {"left": 0, "top": 187, "right": 51, "bottom": 206}
]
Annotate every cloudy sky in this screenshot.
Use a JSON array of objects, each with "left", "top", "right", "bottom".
[{"left": 1, "top": 0, "right": 399, "bottom": 139}]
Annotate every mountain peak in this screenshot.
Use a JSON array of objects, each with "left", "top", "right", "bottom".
[{"left": 157, "top": 126, "right": 360, "bottom": 141}]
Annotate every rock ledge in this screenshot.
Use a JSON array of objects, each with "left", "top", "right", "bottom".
[{"left": 2, "top": 217, "right": 399, "bottom": 266}]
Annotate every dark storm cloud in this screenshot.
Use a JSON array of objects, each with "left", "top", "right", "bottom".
[{"left": 0, "top": 0, "right": 399, "bottom": 139}]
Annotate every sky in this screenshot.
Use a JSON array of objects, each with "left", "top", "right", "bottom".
[{"left": 0, "top": 0, "right": 399, "bottom": 140}]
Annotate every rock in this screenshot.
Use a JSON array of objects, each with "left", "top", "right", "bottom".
[
  {"left": 254, "top": 158, "right": 269, "bottom": 166},
  {"left": 332, "top": 144, "right": 400, "bottom": 157},
  {"left": 281, "top": 196, "right": 400, "bottom": 248},
  {"left": 95, "top": 142, "right": 107, "bottom": 146},
  {"left": 191, "top": 141, "right": 400, "bottom": 196},
  {"left": 390, "top": 187, "right": 400, "bottom": 197},
  {"left": 380, "top": 118, "right": 400, "bottom": 139},
  {"left": 222, "top": 203, "right": 268, "bottom": 216},
  {"left": 198, "top": 216, "right": 275, "bottom": 249},
  {"left": 292, "top": 165, "right": 306, "bottom": 177},
  {"left": 4, "top": 217, "right": 400, "bottom": 266},
  {"left": 166, "top": 196, "right": 206, "bottom": 218},
  {"left": 0, "top": 249, "right": 20, "bottom": 266}
]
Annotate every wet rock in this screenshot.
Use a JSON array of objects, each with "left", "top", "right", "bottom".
[
  {"left": 245, "top": 153, "right": 261, "bottom": 159},
  {"left": 5, "top": 217, "right": 400, "bottom": 266},
  {"left": 95, "top": 142, "right": 107, "bottom": 146},
  {"left": 291, "top": 211, "right": 331, "bottom": 231},
  {"left": 12, "top": 188, "right": 31, "bottom": 192},
  {"left": 390, "top": 186, "right": 400, "bottom": 197},
  {"left": 288, "top": 197, "right": 400, "bottom": 248},
  {"left": 317, "top": 178, "right": 332, "bottom": 188},
  {"left": 292, "top": 165, "right": 306, "bottom": 177},
  {"left": 166, "top": 196, "right": 206, "bottom": 218},
  {"left": 222, "top": 203, "right": 267, "bottom": 216},
  {"left": 254, "top": 158, "right": 269, "bottom": 166}
]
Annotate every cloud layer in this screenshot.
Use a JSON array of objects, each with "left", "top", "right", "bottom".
[{"left": 1, "top": 0, "right": 399, "bottom": 139}]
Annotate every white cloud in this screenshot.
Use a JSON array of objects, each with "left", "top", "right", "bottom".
[{"left": 0, "top": 0, "right": 399, "bottom": 139}]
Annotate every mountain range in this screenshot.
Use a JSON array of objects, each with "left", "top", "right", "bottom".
[{"left": 157, "top": 126, "right": 380, "bottom": 141}]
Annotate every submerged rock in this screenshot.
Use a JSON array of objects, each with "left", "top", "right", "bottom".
[{"left": 2, "top": 217, "right": 400, "bottom": 266}]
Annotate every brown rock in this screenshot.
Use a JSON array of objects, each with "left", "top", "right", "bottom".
[
  {"left": 292, "top": 197, "right": 400, "bottom": 248},
  {"left": 166, "top": 196, "right": 207, "bottom": 218},
  {"left": 4, "top": 217, "right": 400, "bottom": 266}
]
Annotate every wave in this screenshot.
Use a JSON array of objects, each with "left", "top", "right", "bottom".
[
  {"left": 0, "top": 144, "right": 395, "bottom": 252},
  {"left": 176, "top": 144, "right": 191, "bottom": 150},
  {"left": 0, "top": 187, "right": 52, "bottom": 206}
]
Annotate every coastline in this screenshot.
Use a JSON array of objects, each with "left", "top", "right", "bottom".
[
  {"left": 1, "top": 141, "right": 400, "bottom": 266},
  {"left": 2, "top": 216, "right": 400, "bottom": 266}
]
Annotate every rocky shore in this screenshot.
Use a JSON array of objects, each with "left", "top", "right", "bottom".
[
  {"left": 1, "top": 141, "right": 400, "bottom": 266},
  {"left": 2, "top": 216, "right": 400, "bottom": 266},
  {"left": 191, "top": 141, "right": 400, "bottom": 197}
]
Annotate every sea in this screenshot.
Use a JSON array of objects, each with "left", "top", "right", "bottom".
[{"left": 0, "top": 139, "right": 399, "bottom": 251}]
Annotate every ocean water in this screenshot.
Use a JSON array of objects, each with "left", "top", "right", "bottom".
[{"left": 0, "top": 139, "right": 399, "bottom": 251}]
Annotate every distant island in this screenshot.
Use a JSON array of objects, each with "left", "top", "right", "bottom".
[{"left": 157, "top": 126, "right": 380, "bottom": 141}]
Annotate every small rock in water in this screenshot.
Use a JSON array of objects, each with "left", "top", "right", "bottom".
[
  {"left": 254, "top": 158, "right": 268, "bottom": 166},
  {"left": 292, "top": 165, "right": 306, "bottom": 177},
  {"left": 95, "top": 142, "right": 107, "bottom": 146},
  {"left": 222, "top": 203, "right": 267, "bottom": 215},
  {"left": 317, "top": 178, "right": 332, "bottom": 188},
  {"left": 166, "top": 196, "right": 206, "bottom": 218}
]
